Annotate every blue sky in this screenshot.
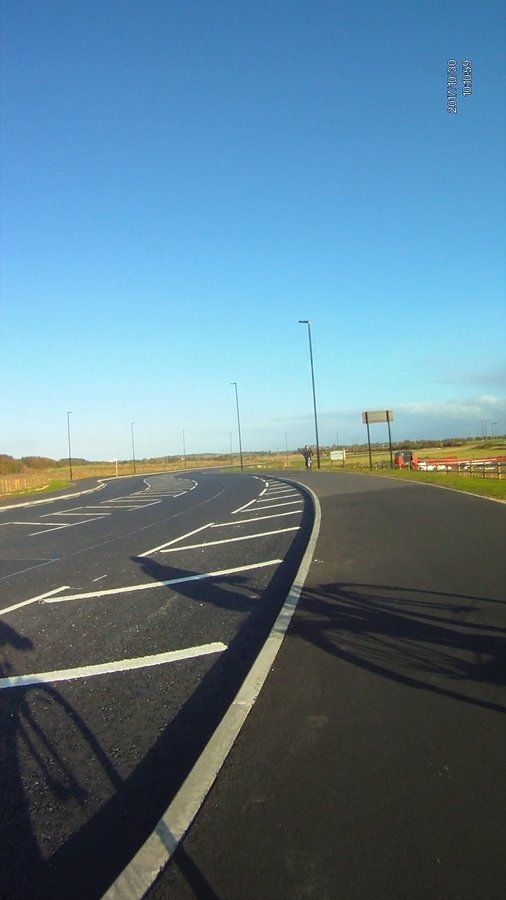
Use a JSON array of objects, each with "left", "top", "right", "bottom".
[{"left": 1, "top": 0, "right": 505, "bottom": 459}]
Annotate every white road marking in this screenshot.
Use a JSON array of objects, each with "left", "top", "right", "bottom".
[
  {"left": 212, "top": 510, "right": 301, "bottom": 527},
  {"left": 43, "top": 559, "right": 282, "bottom": 604},
  {"left": 258, "top": 493, "right": 299, "bottom": 501},
  {"left": 28, "top": 516, "right": 106, "bottom": 536},
  {"left": 0, "top": 585, "right": 70, "bottom": 616},
  {"left": 138, "top": 523, "right": 213, "bottom": 558},
  {"left": 259, "top": 483, "right": 268, "bottom": 496},
  {"left": 40, "top": 512, "right": 112, "bottom": 517},
  {"left": 11, "top": 521, "right": 62, "bottom": 527},
  {"left": 0, "top": 642, "right": 227, "bottom": 690},
  {"left": 160, "top": 527, "right": 300, "bottom": 552},
  {"left": 127, "top": 501, "right": 162, "bottom": 511},
  {"left": 239, "top": 501, "right": 302, "bottom": 511},
  {"left": 231, "top": 498, "right": 257, "bottom": 514},
  {"left": 92, "top": 575, "right": 108, "bottom": 582},
  {"left": 104, "top": 480, "right": 321, "bottom": 900}
]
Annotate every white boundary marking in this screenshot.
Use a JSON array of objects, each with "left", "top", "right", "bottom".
[
  {"left": 160, "top": 526, "right": 299, "bottom": 552},
  {"left": 212, "top": 510, "right": 301, "bottom": 526},
  {"left": 231, "top": 498, "right": 257, "bottom": 514},
  {"left": 0, "top": 643, "right": 227, "bottom": 690},
  {"left": 103, "top": 478, "right": 321, "bottom": 900},
  {"left": 44, "top": 560, "right": 282, "bottom": 604},
  {"left": 138, "top": 523, "right": 213, "bottom": 558},
  {"left": 0, "top": 585, "right": 70, "bottom": 616},
  {"left": 239, "top": 501, "right": 302, "bottom": 511}
]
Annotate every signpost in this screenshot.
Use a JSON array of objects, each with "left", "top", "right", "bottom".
[
  {"left": 330, "top": 449, "right": 346, "bottom": 467},
  {"left": 361, "top": 410, "right": 394, "bottom": 470}
]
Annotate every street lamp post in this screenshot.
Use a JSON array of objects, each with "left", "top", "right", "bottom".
[
  {"left": 67, "top": 411, "right": 73, "bottom": 481},
  {"left": 230, "top": 382, "right": 244, "bottom": 471},
  {"left": 182, "top": 428, "right": 187, "bottom": 468},
  {"left": 130, "top": 422, "right": 136, "bottom": 474},
  {"left": 298, "top": 320, "right": 321, "bottom": 469}
]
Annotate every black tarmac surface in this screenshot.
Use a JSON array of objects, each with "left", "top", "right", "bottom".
[
  {"left": 0, "top": 471, "right": 311, "bottom": 899},
  {"left": 150, "top": 470, "right": 506, "bottom": 900}
]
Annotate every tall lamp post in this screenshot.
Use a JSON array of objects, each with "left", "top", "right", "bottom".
[
  {"left": 67, "top": 411, "right": 73, "bottom": 481},
  {"left": 182, "top": 428, "right": 187, "bottom": 468},
  {"left": 298, "top": 320, "right": 321, "bottom": 469},
  {"left": 130, "top": 422, "right": 136, "bottom": 474},
  {"left": 230, "top": 382, "right": 244, "bottom": 471}
]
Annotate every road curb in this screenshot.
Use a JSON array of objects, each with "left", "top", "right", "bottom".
[
  {"left": 102, "top": 477, "right": 321, "bottom": 900},
  {"left": 0, "top": 481, "right": 106, "bottom": 511}
]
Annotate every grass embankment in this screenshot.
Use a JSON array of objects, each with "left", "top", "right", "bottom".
[{"left": 2, "top": 479, "right": 72, "bottom": 498}]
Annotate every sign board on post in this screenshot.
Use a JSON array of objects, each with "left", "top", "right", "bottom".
[
  {"left": 361, "top": 410, "right": 394, "bottom": 424},
  {"left": 330, "top": 449, "right": 346, "bottom": 466},
  {"left": 361, "top": 410, "right": 394, "bottom": 470}
]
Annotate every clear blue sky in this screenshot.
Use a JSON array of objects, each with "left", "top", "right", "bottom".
[{"left": 1, "top": 0, "right": 505, "bottom": 459}]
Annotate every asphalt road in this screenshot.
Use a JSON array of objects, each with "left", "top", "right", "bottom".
[
  {"left": 0, "top": 471, "right": 313, "bottom": 899},
  {"left": 149, "top": 471, "right": 506, "bottom": 900}
]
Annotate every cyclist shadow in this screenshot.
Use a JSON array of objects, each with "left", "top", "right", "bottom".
[{"left": 0, "top": 619, "right": 122, "bottom": 899}]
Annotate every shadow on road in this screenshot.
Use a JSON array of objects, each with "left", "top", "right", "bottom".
[
  {"left": 290, "top": 581, "right": 506, "bottom": 713},
  {"left": 0, "top": 620, "right": 123, "bottom": 899}
]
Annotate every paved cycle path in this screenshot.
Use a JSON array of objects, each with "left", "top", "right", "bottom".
[{"left": 150, "top": 470, "right": 506, "bottom": 900}]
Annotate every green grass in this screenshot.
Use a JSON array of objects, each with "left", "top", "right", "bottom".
[{"left": 364, "top": 468, "right": 506, "bottom": 500}]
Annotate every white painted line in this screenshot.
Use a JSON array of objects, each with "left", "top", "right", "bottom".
[
  {"left": 12, "top": 521, "right": 62, "bottom": 527},
  {"left": 231, "top": 498, "right": 257, "bottom": 514},
  {"left": 239, "top": 501, "right": 302, "bottom": 511},
  {"left": 212, "top": 510, "right": 301, "bottom": 526},
  {"left": 41, "top": 512, "right": 112, "bottom": 517},
  {"left": 0, "top": 585, "right": 70, "bottom": 616},
  {"left": 44, "top": 560, "right": 283, "bottom": 604},
  {"left": 0, "top": 642, "right": 227, "bottom": 690},
  {"left": 127, "top": 501, "right": 162, "bottom": 511},
  {"left": 160, "top": 527, "right": 300, "bottom": 552},
  {"left": 92, "top": 575, "right": 108, "bottom": 582},
  {"left": 103, "top": 479, "right": 321, "bottom": 900},
  {"left": 258, "top": 493, "right": 299, "bottom": 501},
  {"left": 259, "top": 483, "right": 269, "bottom": 496},
  {"left": 28, "top": 516, "right": 106, "bottom": 536},
  {"left": 138, "top": 523, "right": 213, "bottom": 558}
]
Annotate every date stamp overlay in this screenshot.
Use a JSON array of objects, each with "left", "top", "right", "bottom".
[{"left": 447, "top": 59, "right": 472, "bottom": 113}]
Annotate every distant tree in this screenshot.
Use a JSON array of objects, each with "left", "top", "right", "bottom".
[
  {"left": 0, "top": 454, "right": 22, "bottom": 474},
  {"left": 21, "top": 456, "right": 58, "bottom": 469}
]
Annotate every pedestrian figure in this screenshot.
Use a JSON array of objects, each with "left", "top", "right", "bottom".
[{"left": 302, "top": 445, "right": 313, "bottom": 469}]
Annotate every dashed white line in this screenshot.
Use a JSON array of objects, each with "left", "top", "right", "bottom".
[{"left": 0, "top": 643, "right": 227, "bottom": 689}]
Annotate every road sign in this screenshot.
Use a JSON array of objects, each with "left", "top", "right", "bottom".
[
  {"left": 361, "top": 410, "right": 394, "bottom": 470},
  {"left": 361, "top": 410, "right": 394, "bottom": 424},
  {"left": 330, "top": 450, "right": 346, "bottom": 461}
]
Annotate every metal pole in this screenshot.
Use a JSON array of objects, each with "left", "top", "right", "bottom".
[
  {"left": 285, "top": 431, "right": 289, "bottom": 466},
  {"left": 299, "top": 320, "right": 321, "bottom": 469},
  {"left": 386, "top": 412, "right": 394, "bottom": 469},
  {"left": 230, "top": 382, "right": 244, "bottom": 471},
  {"left": 182, "top": 429, "right": 187, "bottom": 468},
  {"left": 366, "top": 413, "right": 373, "bottom": 470},
  {"left": 131, "top": 422, "right": 136, "bottom": 474},
  {"left": 229, "top": 431, "right": 233, "bottom": 466},
  {"left": 67, "top": 411, "right": 73, "bottom": 481}
]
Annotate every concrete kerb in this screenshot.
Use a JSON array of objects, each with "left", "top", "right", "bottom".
[{"left": 102, "top": 477, "right": 321, "bottom": 900}]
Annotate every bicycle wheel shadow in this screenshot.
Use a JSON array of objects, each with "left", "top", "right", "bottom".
[
  {"left": 290, "top": 581, "right": 506, "bottom": 713},
  {"left": 0, "top": 619, "right": 123, "bottom": 899}
]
